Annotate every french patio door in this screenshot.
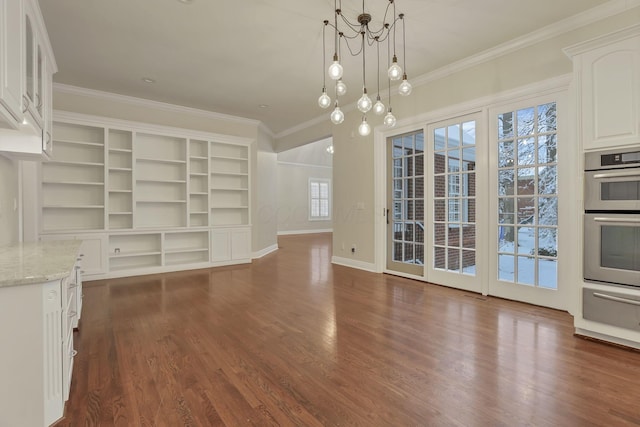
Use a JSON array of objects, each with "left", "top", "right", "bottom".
[
  {"left": 487, "top": 95, "right": 567, "bottom": 310},
  {"left": 425, "top": 113, "right": 484, "bottom": 293}
]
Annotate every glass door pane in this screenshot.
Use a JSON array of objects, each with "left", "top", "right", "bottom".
[
  {"left": 387, "top": 131, "right": 424, "bottom": 275},
  {"left": 433, "top": 120, "right": 477, "bottom": 275},
  {"left": 496, "top": 102, "right": 558, "bottom": 289}
]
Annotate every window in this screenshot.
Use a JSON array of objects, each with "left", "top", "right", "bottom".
[{"left": 309, "top": 179, "right": 331, "bottom": 220}]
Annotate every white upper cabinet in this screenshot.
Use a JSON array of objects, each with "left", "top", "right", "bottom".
[
  {"left": 0, "top": 0, "right": 23, "bottom": 124},
  {"left": 0, "top": 0, "right": 56, "bottom": 158},
  {"left": 565, "top": 24, "right": 640, "bottom": 151}
]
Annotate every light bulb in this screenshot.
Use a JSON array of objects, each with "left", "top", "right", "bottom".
[
  {"left": 384, "top": 110, "right": 397, "bottom": 127},
  {"left": 318, "top": 89, "right": 331, "bottom": 109},
  {"left": 373, "top": 97, "right": 385, "bottom": 115},
  {"left": 336, "top": 79, "right": 347, "bottom": 96},
  {"left": 399, "top": 76, "right": 412, "bottom": 96},
  {"left": 328, "top": 60, "right": 343, "bottom": 80},
  {"left": 357, "top": 91, "right": 372, "bottom": 113},
  {"left": 358, "top": 117, "right": 371, "bottom": 136},
  {"left": 388, "top": 56, "right": 403, "bottom": 81},
  {"left": 330, "top": 106, "right": 344, "bottom": 124}
]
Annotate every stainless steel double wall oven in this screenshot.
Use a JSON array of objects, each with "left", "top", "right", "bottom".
[{"left": 584, "top": 148, "right": 640, "bottom": 288}]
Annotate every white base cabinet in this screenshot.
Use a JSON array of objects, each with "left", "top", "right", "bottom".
[
  {"left": 0, "top": 241, "right": 82, "bottom": 427},
  {"left": 0, "top": 281, "right": 63, "bottom": 427},
  {"left": 211, "top": 226, "right": 251, "bottom": 265}
]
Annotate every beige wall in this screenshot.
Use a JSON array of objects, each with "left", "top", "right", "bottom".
[
  {"left": 0, "top": 155, "right": 20, "bottom": 246},
  {"left": 331, "top": 8, "right": 640, "bottom": 266}
]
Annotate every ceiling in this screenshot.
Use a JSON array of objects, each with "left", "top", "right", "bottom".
[{"left": 39, "top": 0, "right": 610, "bottom": 136}]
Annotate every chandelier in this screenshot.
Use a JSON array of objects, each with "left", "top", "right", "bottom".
[{"left": 318, "top": 0, "right": 411, "bottom": 136}]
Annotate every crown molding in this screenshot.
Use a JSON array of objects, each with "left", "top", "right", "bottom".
[
  {"left": 53, "top": 83, "right": 263, "bottom": 128},
  {"left": 53, "top": 110, "right": 255, "bottom": 146},
  {"left": 258, "top": 121, "right": 276, "bottom": 139},
  {"left": 278, "top": 0, "right": 640, "bottom": 140},
  {"left": 411, "top": 0, "right": 640, "bottom": 88},
  {"left": 563, "top": 22, "right": 640, "bottom": 57}
]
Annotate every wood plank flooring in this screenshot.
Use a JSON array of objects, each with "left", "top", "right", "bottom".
[{"left": 57, "top": 233, "right": 640, "bottom": 426}]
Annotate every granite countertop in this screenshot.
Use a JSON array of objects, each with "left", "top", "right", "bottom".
[{"left": 0, "top": 240, "right": 82, "bottom": 288}]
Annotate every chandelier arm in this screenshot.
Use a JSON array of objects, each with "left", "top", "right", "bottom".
[
  {"left": 361, "top": 31, "right": 366, "bottom": 89},
  {"left": 387, "top": 33, "right": 392, "bottom": 106},
  {"left": 341, "top": 34, "right": 364, "bottom": 57},
  {"left": 322, "top": 23, "right": 327, "bottom": 88},
  {"left": 401, "top": 13, "right": 407, "bottom": 74}
]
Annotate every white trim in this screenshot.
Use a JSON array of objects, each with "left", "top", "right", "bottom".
[
  {"left": 252, "top": 244, "right": 278, "bottom": 259},
  {"left": 575, "top": 328, "right": 640, "bottom": 351},
  {"left": 258, "top": 122, "right": 276, "bottom": 139},
  {"left": 563, "top": 22, "right": 640, "bottom": 57},
  {"left": 53, "top": 83, "right": 262, "bottom": 128},
  {"left": 53, "top": 110, "right": 255, "bottom": 146},
  {"left": 277, "top": 161, "right": 333, "bottom": 170},
  {"left": 331, "top": 256, "right": 377, "bottom": 273},
  {"left": 277, "top": 229, "right": 332, "bottom": 236}
]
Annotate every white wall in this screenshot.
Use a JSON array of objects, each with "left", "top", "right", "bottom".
[
  {"left": 251, "top": 126, "right": 279, "bottom": 257},
  {"left": 277, "top": 138, "right": 333, "bottom": 234},
  {"left": 0, "top": 155, "right": 20, "bottom": 246}
]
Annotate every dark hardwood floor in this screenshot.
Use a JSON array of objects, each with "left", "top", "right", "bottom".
[{"left": 58, "top": 233, "right": 640, "bottom": 426}]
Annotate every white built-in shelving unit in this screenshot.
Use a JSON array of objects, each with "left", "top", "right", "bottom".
[{"left": 40, "top": 112, "right": 253, "bottom": 279}]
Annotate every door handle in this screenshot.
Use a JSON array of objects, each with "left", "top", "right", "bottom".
[{"left": 386, "top": 208, "right": 389, "bottom": 225}]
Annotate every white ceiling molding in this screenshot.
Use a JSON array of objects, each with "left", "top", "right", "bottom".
[{"left": 53, "top": 83, "right": 262, "bottom": 128}]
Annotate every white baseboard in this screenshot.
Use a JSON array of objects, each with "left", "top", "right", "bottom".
[
  {"left": 252, "top": 244, "right": 279, "bottom": 259},
  {"left": 331, "top": 256, "right": 377, "bottom": 273},
  {"left": 277, "top": 229, "right": 333, "bottom": 236}
]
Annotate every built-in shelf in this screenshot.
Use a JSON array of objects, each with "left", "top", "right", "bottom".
[
  {"left": 43, "top": 205, "right": 105, "bottom": 209},
  {"left": 47, "top": 160, "right": 104, "bottom": 167},
  {"left": 137, "top": 157, "right": 187, "bottom": 165},
  {"left": 42, "top": 181, "right": 104, "bottom": 186},
  {"left": 42, "top": 118, "right": 251, "bottom": 276},
  {"left": 53, "top": 138, "right": 104, "bottom": 147}
]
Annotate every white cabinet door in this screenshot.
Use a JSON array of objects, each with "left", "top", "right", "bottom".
[
  {"left": 211, "top": 228, "right": 231, "bottom": 262},
  {"left": 0, "top": 0, "right": 23, "bottom": 125},
  {"left": 231, "top": 227, "right": 251, "bottom": 260},
  {"left": 571, "top": 30, "right": 640, "bottom": 150}
]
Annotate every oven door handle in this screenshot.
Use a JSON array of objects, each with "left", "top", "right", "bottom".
[
  {"left": 592, "top": 170, "right": 640, "bottom": 179},
  {"left": 593, "top": 292, "right": 640, "bottom": 307},
  {"left": 593, "top": 217, "right": 640, "bottom": 224}
]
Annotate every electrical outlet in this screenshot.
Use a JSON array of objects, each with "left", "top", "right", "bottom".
[{"left": 351, "top": 244, "right": 356, "bottom": 253}]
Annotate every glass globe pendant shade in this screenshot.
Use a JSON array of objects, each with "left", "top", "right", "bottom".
[
  {"left": 399, "top": 75, "right": 412, "bottom": 96},
  {"left": 373, "top": 96, "right": 385, "bottom": 115},
  {"left": 358, "top": 117, "right": 371, "bottom": 136},
  {"left": 318, "top": 88, "right": 331, "bottom": 109},
  {"left": 384, "top": 109, "right": 397, "bottom": 127},
  {"left": 336, "top": 79, "right": 347, "bottom": 96},
  {"left": 388, "top": 56, "right": 403, "bottom": 81},
  {"left": 330, "top": 106, "right": 345, "bottom": 124},
  {"left": 357, "top": 91, "right": 373, "bottom": 113},
  {"left": 328, "top": 60, "right": 343, "bottom": 80}
]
